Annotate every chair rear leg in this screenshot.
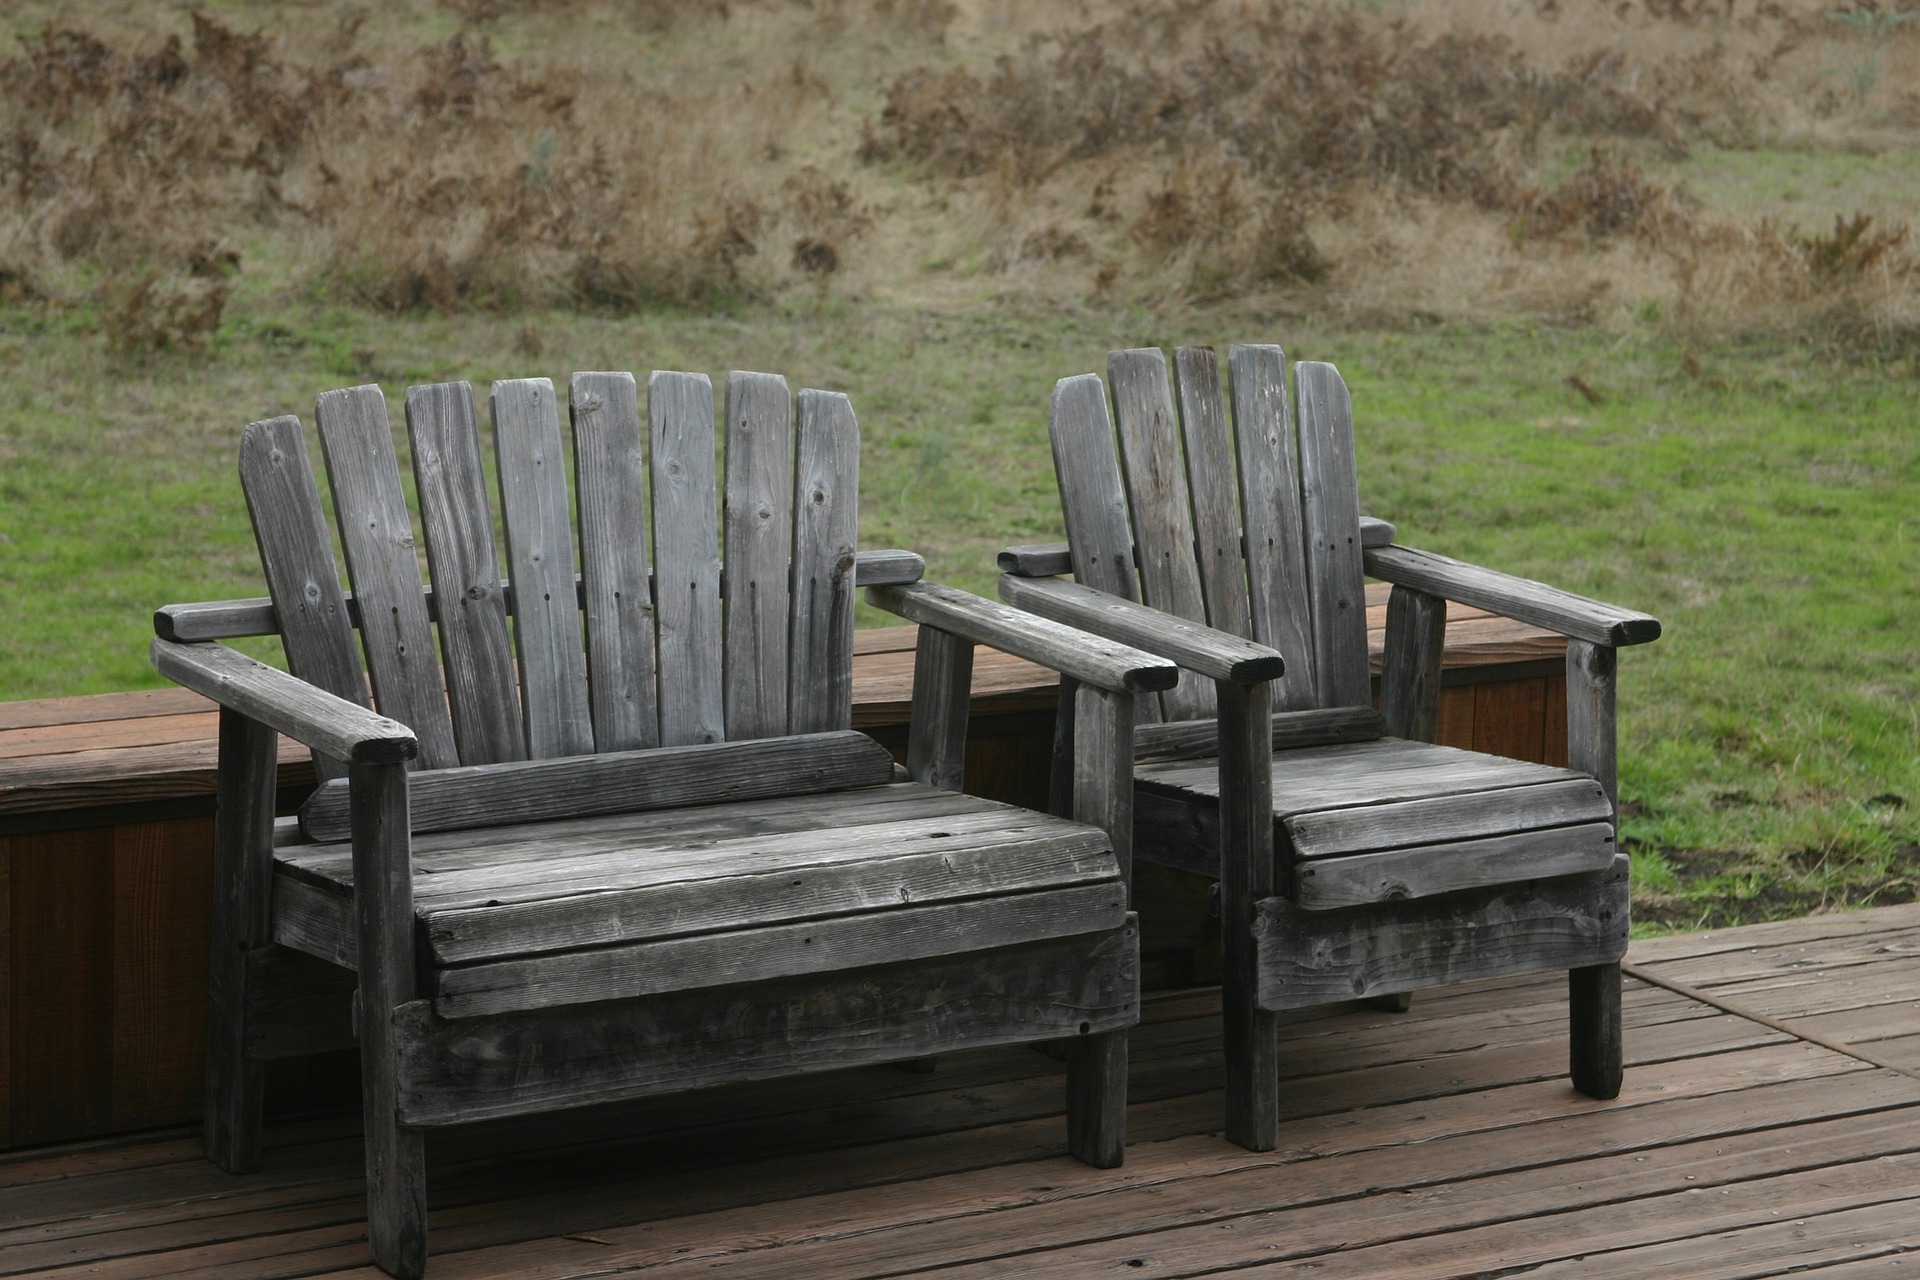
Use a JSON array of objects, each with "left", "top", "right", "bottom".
[
  {"left": 1569, "top": 962, "right": 1624, "bottom": 1099},
  {"left": 1066, "top": 1029, "right": 1127, "bottom": 1167}
]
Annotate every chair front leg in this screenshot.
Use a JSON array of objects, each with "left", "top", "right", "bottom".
[
  {"left": 1065, "top": 683, "right": 1133, "bottom": 1167},
  {"left": 1216, "top": 679, "right": 1279, "bottom": 1152},
  {"left": 204, "top": 707, "right": 279, "bottom": 1173},
  {"left": 350, "top": 760, "right": 428, "bottom": 1279},
  {"left": 1567, "top": 639, "right": 1624, "bottom": 1099}
]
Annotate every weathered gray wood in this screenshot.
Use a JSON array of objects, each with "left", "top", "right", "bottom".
[
  {"left": 1293, "top": 361, "right": 1371, "bottom": 708},
  {"left": 1227, "top": 345, "right": 1319, "bottom": 712},
  {"left": 433, "top": 880, "right": 1128, "bottom": 1018},
  {"left": 393, "top": 926, "right": 1137, "bottom": 1126},
  {"left": 1359, "top": 515, "right": 1396, "bottom": 548},
  {"left": 1065, "top": 681, "right": 1134, "bottom": 1167},
  {"left": 1291, "top": 821, "right": 1618, "bottom": 909},
  {"left": 236, "top": 415, "right": 369, "bottom": 785},
  {"left": 242, "top": 945, "right": 357, "bottom": 1060},
  {"left": 270, "top": 874, "right": 357, "bottom": 968},
  {"left": 1110, "top": 348, "right": 1215, "bottom": 722},
  {"left": 996, "top": 543, "right": 1075, "bottom": 578},
  {"left": 1570, "top": 961, "right": 1625, "bottom": 1098},
  {"left": 869, "top": 581, "right": 1178, "bottom": 695},
  {"left": 1380, "top": 585, "right": 1446, "bottom": 743},
  {"left": 403, "top": 380, "right": 524, "bottom": 767},
  {"left": 1252, "top": 855, "right": 1630, "bottom": 1008},
  {"left": 649, "top": 371, "right": 724, "bottom": 746},
  {"left": 570, "top": 371, "right": 660, "bottom": 754},
  {"left": 347, "top": 758, "right": 426, "bottom": 1280},
  {"left": 1284, "top": 777, "right": 1613, "bottom": 859},
  {"left": 852, "top": 548, "right": 925, "bottom": 586},
  {"left": 313, "top": 385, "right": 461, "bottom": 771},
  {"left": 150, "top": 639, "right": 416, "bottom": 765},
  {"left": 1133, "top": 706, "right": 1385, "bottom": 762},
  {"left": 1047, "top": 375, "right": 1141, "bottom": 606},
  {"left": 1048, "top": 674, "right": 1078, "bottom": 820},
  {"left": 1174, "top": 346, "right": 1254, "bottom": 640},
  {"left": 998, "top": 575, "right": 1283, "bottom": 686},
  {"left": 1566, "top": 639, "right": 1619, "bottom": 804},
  {"left": 906, "top": 626, "right": 973, "bottom": 793},
  {"left": 724, "top": 372, "right": 796, "bottom": 740},
  {"left": 298, "top": 729, "right": 897, "bottom": 842},
  {"left": 789, "top": 389, "right": 861, "bottom": 734},
  {"left": 1365, "top": 545, "right": 1663, "bottom": 648},
  {"left": 1217, "top": 677, "right": 1279, "bottom": 1152},
  {"left": 491, "top": 377, "right": 594, "bottom": 759},
  {"left": 1065, "top": 1010, "right": 1129, "bottom": 1169},
  {"left": 202, "top": 707, "right": 278, "bottom": 1173},
  {"left": 425, "top": 821, "right": 1117, "bottom": 965}
]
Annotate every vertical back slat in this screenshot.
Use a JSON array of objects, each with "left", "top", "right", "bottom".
[
  {"left": 1108, "top": 348, "right": 1214, "bottom": 722},
  {"left": 237, "top": 416, "right": 367, "bottom": 785},
  {"left": 1172, "top": 346, "right": 1254, "bottom": 640},
  {"left": 403, "top": 382, "right": 524, "bottom": 766},
  {"left": 1229, "top": 344, "right": 1319, "bottom": 711},
  {"left": 723, "top": 372, "right": 796, "bottom": 740},
  {"left": 1294, "top": 361, "right": 1371, "bottom": 708},
  {"left": 490, "top": 378, "right": 594, "bottom": 758},
  {"left": 1048, "top": 373, "right": 1155, "bottom": 725},
  {"left": 649, "top": 371, "right": 724, "bottom": 746},
  {"left": 312, "top": 386, "right": 460, "bottom": 769},
  {"left": 788, "top": 389, "right": 860, "bottom": 734},
  {"left": 570, "top": 372, "right": 660, "bottom": 754}
]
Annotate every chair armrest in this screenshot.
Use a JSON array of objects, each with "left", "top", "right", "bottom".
[
  {"left": 1363, "top": 545, "right": 1661, "bottom": 648},
  {"left": 997, "top": 576, "right": 1283, "bottom": 686},
  {"left": 865, "top": 582, "right": 1178, "bottom": 695},
  {"left": 997, "top": 518, "right": 1396, "bottom": 581},
  {"left": 150, "top": 638, "right": 417, "bottom": 765}
]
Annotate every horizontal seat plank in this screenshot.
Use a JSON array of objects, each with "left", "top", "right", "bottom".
[
  {"left": 424, "top": 822, "right": 1117, "bottom": 964},
  {"left": 1285, "top": 776, "right": 1613, "bottom": 859},
  {"left": 1253, "top": 855, "right": 1629, "bottom": 1008},
  {"left": 394, "top": 922, "right": 1137, "bottom": 1125},
  {"left": 1290, "top": 821, "right": 1618, "bottom": 909},
  {"left": 431, "top": 880, "right": 1129, "bottom": 1018},
  {"left": 298, "top": 730, "right": 896, "bottom": 842}
]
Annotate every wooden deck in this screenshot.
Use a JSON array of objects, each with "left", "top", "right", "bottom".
[{"left": 5, "top": 904, "right": 1919, "bottom": 1279}]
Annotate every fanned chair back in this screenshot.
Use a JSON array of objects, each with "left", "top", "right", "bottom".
[
  {"left": 239, "top": 373, "right": 860, "bottom": 776},
  {"left": 1049, "top": 346, "right": 1369, "bottom": 725}
]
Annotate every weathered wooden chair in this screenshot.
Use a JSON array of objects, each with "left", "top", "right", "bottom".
[
  {"left": 151, "top": 370, "right": 1176, "bottom": 1277},
  {"left": 998, "top": 345, "right": 1661, "bottom": 1151}
]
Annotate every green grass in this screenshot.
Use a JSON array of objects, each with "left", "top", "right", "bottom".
[{"left": 2, "top": 296, "right": 1915, "bottom": 931}]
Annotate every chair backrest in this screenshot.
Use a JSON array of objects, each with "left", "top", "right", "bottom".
[
  {"left": 1049, "top": 345, "right": 1367, "bottom": 722},
  {"left": 240, "top": 372, "right": 860, "bottom": 781}
]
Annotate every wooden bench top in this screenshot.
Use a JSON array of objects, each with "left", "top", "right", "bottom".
[{"left": 0, "top": 586, "right": 1564, "bottom": 822}]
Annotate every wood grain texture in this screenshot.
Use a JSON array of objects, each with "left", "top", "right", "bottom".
[
  {"left": 403, "top": 380, "right": 523, "bottom": 766},
  {"left": 1291, "top": 821, "right": 1618, "bottom": 909},
  {"left": 997, "top": 575, "right": 1283, "bottom": 685},
  {"left": 1365, "top": 545, "right": 1662, "bottom": 647},
  {"left": 1217, "top": 678, "right": 1278, "bottom": 1152},
  {"left": 395, "top": 926, "right": 1137, "bottom": 1126},
  {"left": 724, "top": 372, "right": 796, "bottom": 740},
  {"left": 1284, "top": 776, "right": 1612, "bottom": 859},
  {"left": 1253, "top": 855, "right": 1630, "bottom": 1008},
  {"left": 432, "top": 880, "right": 1128, "bottom": 1018},
  {"left": 906, "top": 626, "right": 973, "bottom": 793},
  {"left": 789, "top": 389, "right": 861, "bottom": 735},
  {"left": 298, "top": 730, "right": 897, "bottom": 842},
  {"left": 236, "top": 415, "right": 369, "bottom": 785},
  {"left": 7, "top": 826, "right": 113, "bottom": 1144},
  {"left": 649, "top": 371, "right": 724, "bottom": 746},
  {"left": 150, "top": 639, "right": 416, "bottom": 765},
  {"left": 1109, "top": 348, "right": 1214, "bottom": 722},
  {"left": 1228, "top": 344, "right": 1318, "bottom": 711},
  {"left": 313, "top": 385, "right": 460, "bottom": 770},
  {"left": 1570, "top": 961, "right": 1625, "bottom": 1099},
  {"left": 1380, "top": 586, "right": 1446, "bottom": 742},
  {"left": 110, "top": 817, "right": 213, "bottom": 1132},
  {"left": 1293, "top": 361, "right": 1371, "bottom": 709},
  {"left": 491, "top": 377, "right": 594, "bottom": 759},
  {"left": 1174, "top": 346, "right": 1254, "bottom": 640},
  {"left": 869, "top": 582, "right": 1178, "bottom": 695},
  {"left": 1566, "top": 640, "right": 1619, "bottom": 806},
  {"left": 569, "top": 372, "right": 660, "bottom": 753},
  {"left": 1048, "top": 374, "right": 1141, "bottom": 606},
  {"left": 1133, "top": 706, "right": 1385, "bottom": 762}
]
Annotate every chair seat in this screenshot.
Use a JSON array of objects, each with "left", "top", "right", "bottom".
[
  {"left": 1136, "top": 738, "right": 1616, "bottom": 909},
  {"left": 273, "top": 780, "right": 1128, "bottom": 1017}
]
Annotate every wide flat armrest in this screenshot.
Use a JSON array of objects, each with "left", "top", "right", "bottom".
[
  {"left": 998, "top": 518, "right": 1396, "bottom": 580},
  {"left": 150, "top": 638, "right": 417, "bottom": 765},
  {"left": 1363, "top": 545, "right": 1661, "bottom": 648},
  {"left": 865, "top": 582, "right": 1178, "bottom": 695},
  {"left": 998, "top": 576, "right": 1283, "bottom": 686}
]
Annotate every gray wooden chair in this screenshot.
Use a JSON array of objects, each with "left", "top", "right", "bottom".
[
  {"left": 151, "top": 370, "right": 1176, "bottom": 1278},
  {"left": 998, "top": 345, "right": 1661, "bottom": 1152}
]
